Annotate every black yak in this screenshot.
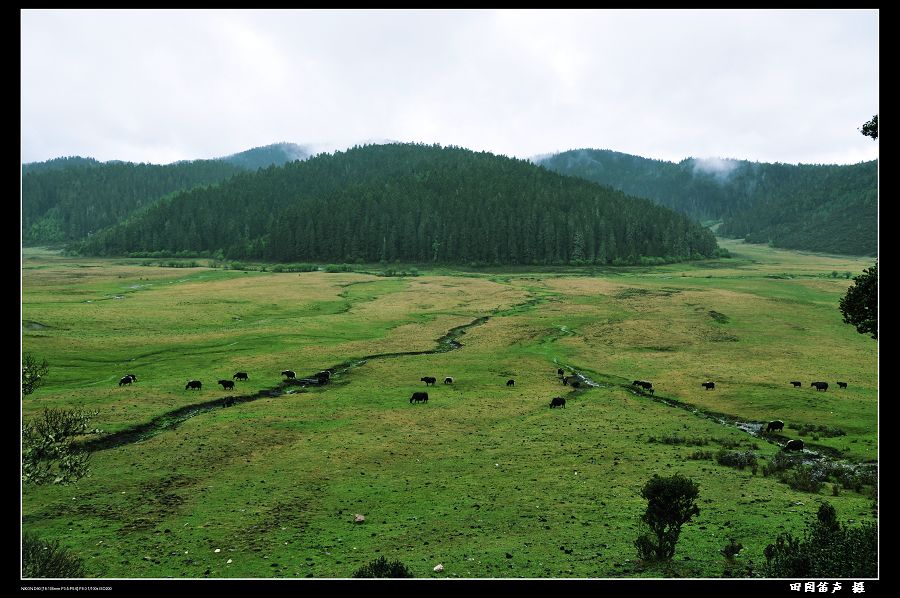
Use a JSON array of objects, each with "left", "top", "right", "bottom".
[{"left": 785, "top": 439, "right": 804, "bottom": 451}]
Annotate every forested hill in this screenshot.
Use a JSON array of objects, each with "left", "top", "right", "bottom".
[
  {"left": 22, "top": 160, "right": 245, "bottom": 244},
  {"left": 218, "top": 142, "right": 311, "bottom": 170},
  {"left": 537, "top": 149, "right": 877, "bottom": 256},
  {"left": 74, "top": 143, "right": 719, "bottom": 265},
  {"left": 21, "top": 143, "right": 316, "bottom": 245}
]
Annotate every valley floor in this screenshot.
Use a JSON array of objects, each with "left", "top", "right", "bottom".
[{"left": 21, "top": 239, "right": 878, "bottom": 578}]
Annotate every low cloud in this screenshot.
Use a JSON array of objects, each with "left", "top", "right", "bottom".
[{"left": 691, "top": 157, "right": 740, "bottom": 180}]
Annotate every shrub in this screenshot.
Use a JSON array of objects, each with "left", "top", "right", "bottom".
[
  {"left": 324, "top": 264, "right": 352, "bottom": 273},
  {"left": 22, "top": 353, "right": 49, "bottom": 397},
  {"left": 634, "top": 474, "right": 700, "bottom": 561},
  {"left": 352, "top": 556, "right": 414, "bottom": 578},
  {"left": 22, "top": 533, "right": 85, "bottom": 578},
  {"left": 715, "top": 450, "right": 758, "bottom": 470},
  {"left": 720, "top": 536, "right": 752, "bottom": 576},
  {"left": 787, "top": 423, "right": 846, "bottom": 438},
  {"left": 653, "top": 434, "right": 708, "bottom": 446},
  {"left": 781, "top": 464, "right": 824, "bottom": 493},
  {"left": 272, "top": 263, "right": 318, "bottom": 273},
  {"left": 22, "top": 408, "right": 98, "bottom": 485},
  {"left": 762, "top": 451, "right": 802, "bottom": 477},
  {"left": 763, "top": 503, "right": 877, "bottom": 577},
  {"left": 686, "top": 450, "right": 713, "bottom": 461}
]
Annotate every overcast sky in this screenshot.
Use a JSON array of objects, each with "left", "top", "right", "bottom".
[{"left": 21, "top": 9, "right": 878, "bottom": 166}]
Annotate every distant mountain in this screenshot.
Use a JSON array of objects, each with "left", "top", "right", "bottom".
[
  {"left": 75, "top": 143, "right": 719, "bottom": 265},
  {"left": 22, "top": 160, "right": 244, "bottom": 244},
  {"left": 218, "top": 142, "right": 312, "bottom": 170},
  {"left": 21, "top": 143, "right": 316, "bottom": 245},
  {"left": 536, "top": 149, "right": 877, "bottom": 256}
]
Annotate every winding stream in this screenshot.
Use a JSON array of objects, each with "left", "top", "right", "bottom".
[{"left": 80, "top": 315, "right": 491, "bottom": 452}]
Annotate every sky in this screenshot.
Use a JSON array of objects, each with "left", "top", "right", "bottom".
[{"left": 21, "top": 9, "right": 878, "bottom": 166}]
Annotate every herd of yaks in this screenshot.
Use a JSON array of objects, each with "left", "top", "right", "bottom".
[
  {"left": 116, "top": 366, "right": 848, "bottom": 451},
  {"left": 628, "top": 376, "right": 850, "bottom": 452}
]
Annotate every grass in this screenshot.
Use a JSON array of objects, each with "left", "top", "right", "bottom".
[{"left": 21, "top": 241, "right": 877, "bottom": 578}]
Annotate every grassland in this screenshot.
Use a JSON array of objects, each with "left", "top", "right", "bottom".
[{"left": 21, "top": 239, "right": 878, "bottom": 578}]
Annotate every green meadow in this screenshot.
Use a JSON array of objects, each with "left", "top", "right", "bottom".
[{"left": 21, "top": 239, "right": 877, "bottom": 578}]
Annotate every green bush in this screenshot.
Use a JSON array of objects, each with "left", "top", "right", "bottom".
[
  {"left": 651, "top": 434, "right": 708, "bottom": 446},
  {"left": 787, "top": 423, "right": 846, "bottom": 438},
  {"left": 715, "top": 450, "right": 758, "bottom": 470},
  {"left": 686, "top": 450, "right": 713, "bottom": 460},
  {"left": 324, "top": 264, "right": 352, "bottom": 273},
  {"left": 22, "top": 408, "right": 98, "bottom": 485},
  {"left": 763, "top": 503, "right": 877, "bottom": 577},
  {"left": 271, "top": 263, "right": 318, "bottom": 272},
  {"left": 761, "top": 451, "right": 802, "bottom": 477},
  {"left": 634, "top": 474, "right": 700, "bottom": 561},
  {"left": 352, "top": 556, "right": 414, "bottom": 578},
  {"left": 22, "top": 534, "right": 85, "bottom": 578},
  {"left": 781, "top": 464, "right": 824, "bottom": 493}
]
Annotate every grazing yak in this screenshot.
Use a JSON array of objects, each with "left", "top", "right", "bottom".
[
  {"left": 766, "top": 420, "right": 785, "bottom": 433},
  {"left": 218, "top": 379, "right": 235, "bottom": 390},
  {"left": 562, "top": 376, "right": 569, "bottom": 385},
  {"left": 790, "top": 381, "right": 802, "bottom": 388},
  {"left": 557, "top": 368, "right": 565, "bottom": 377},
  {"left": 185, "top": 380, "right": 202, "bottom": 390},
  {"left": 785, "top": 439, "right": 804, "bottom": 451},
  {"left": 507, "top": 379, "right": 515, "bottom": 387},
  {"left": 811, "top": 381, "right": 829, "bottom": 392},
  {"left": 233, "top": 372, "right": 249, "bottom": 380},
  {"left": 118, "top": 375, "right": 134, "bottom": 386},
  {"left": 222, "top": 397, "right": 236, "bottom": 408},
  {"left": 410, "top": 391, "right": 429, "bottom": 404},
  {"left": 701, "top": 382, "right": 716, "bottom": 390},
  {"left": 316, "top": 370, "right": 331, "bottom": 384},
  {"left": 632, "top": 380, "right": 653, "bottom": 390},
  {"left": 550, "top": 397, "right": 566, "bottom": 408},
  {"left": 125, "top": 374, "right": 137, "bottom": 382},
  {"left": 444, "top": 377, "right": 454, "bottom": 384},
  {"left": 421, "top": 376, "right": 437, "bottom": 386},
  {"left": 281, "top": 370, "right": 296, "bottom": 380},
  {"left": 837, "top": 381, "right": 848, "bottom": 389}
]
